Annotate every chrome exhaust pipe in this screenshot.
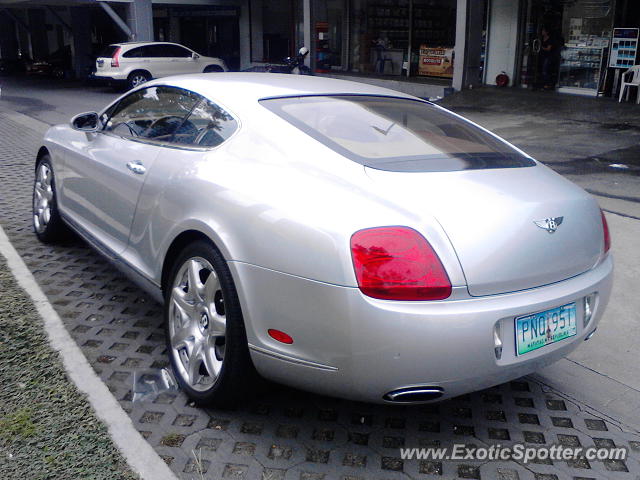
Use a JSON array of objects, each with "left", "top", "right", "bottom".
[{"left": 383, "top": 386, "right": 444, "bottom": 403}]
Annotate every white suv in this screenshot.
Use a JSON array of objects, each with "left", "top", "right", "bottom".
[{"left": 94, "top": 41, "right": 228, "bottom": 89}]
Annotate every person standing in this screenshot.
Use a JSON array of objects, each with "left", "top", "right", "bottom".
[{"left": 540, "top": 27, "right": 559, "bottom": 90}]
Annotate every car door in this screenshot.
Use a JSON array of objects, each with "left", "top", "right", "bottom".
[
  {"left": 143, "top": 44, "right": 172, "bottom": 78},
  {"left": 59, "top": 86, "right": 200, "bottom": 255},
  {"left": 164, "top": 44, "right": 199, "bottom": 75},
  {"left": 126, "top": 95, "right": 240, "bottom": 280}
]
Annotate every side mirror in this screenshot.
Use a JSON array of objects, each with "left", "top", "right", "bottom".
[
  {"left": 192, "top": 53, "right": 200, "bottom": 60},
  {"left": 71, "top": 111, "right": 99, "bottom": 132}
]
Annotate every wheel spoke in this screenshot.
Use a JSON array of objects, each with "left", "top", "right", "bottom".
[
  {"left": 187, "top": 259, "right": 205, "bottom": 301},
  {"left": 203, "top": 270, "right": 220, "bottom": 302},
  {"left": 41, "top": 166, "right": 51, "bottom": 186},
  {"left": 203, "top": 344, "right": 222, "bottom": 378},
  {"left": 208, "top": 312, "right": 226, "bottom": 337},
  {"left": 187, "top": 341, "right": 204, "bottom": 386},
  {"left": 172, "top": 286, "right": 197, "bottom": 318},
  {"left": 171, "top": 323, "right": 194, "bottom": 350}
]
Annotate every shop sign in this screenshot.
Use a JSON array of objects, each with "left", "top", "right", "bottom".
[
  {"left": 609, "top": 28, "right": 639, "bottom": 68},
  {"left": 418, "top": 46, "right": 454, "bottom": 78}
]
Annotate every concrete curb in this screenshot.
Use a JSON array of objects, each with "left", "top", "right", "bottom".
[{"left": 0, "top": 225, "right": 178, "bottom": 480}]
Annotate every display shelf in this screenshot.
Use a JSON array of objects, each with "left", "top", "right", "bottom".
[{"left": 558, "top": 45, "right": 605, "bottom": 95}]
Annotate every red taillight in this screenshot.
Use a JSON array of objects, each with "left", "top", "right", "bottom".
[
  {"left": 350, "top": 226, "right": 452, "bottom": 301},
  {"left": 111, "top": 47, "right": 121, "bottom": 68},
  {"left": 601, "top": 210, "right": 611, "bottom": 254}
]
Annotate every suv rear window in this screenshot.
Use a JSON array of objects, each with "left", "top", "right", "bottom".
[
  {"left": 261, "top": 95, "right": 535, "bottom": 172},
  {"left": 98, "top": 45, "right": 119, "bottom": 58}
]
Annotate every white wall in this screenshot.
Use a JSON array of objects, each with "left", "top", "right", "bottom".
[{"left": 485, "top": 0, "right": 519, "bottom": 86}]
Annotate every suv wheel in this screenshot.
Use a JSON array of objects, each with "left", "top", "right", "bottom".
[{"left": 127, "top": 70, "right": 151, "bottom": 90}]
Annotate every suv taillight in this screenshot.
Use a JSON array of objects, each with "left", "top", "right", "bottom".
[
  {"left": 350, "top": 227, "right": 452, "bottom": 301},
  {"left": 111, "top": 47, "right": 121, "bottom": 68},
  {"left": 601, "top": 210, "right": 611, "bottom": 254}
]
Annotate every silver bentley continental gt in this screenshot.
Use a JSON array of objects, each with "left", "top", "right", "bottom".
[{"left": 33, "top": 73, "right": 613, "bottom": 406}]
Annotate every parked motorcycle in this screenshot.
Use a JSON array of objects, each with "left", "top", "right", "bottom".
[
  {"left": 245, "top": 47, "right": 311, "bottom": 75},
  {"left": 280, "top": 46, "right": 311, "bottom": 75}
]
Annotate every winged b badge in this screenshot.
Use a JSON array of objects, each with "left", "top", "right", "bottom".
[{"left": 534, "top": 217, "right": 564, "bottom": 234}]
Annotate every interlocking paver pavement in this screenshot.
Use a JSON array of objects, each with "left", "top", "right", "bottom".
[{"left": 1, "top": 109, "right": 639, "bottom": 479}]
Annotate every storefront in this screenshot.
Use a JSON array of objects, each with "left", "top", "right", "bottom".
[
  {"left": 313, "top": 0, "right": 457, "bottom": 80},
  {"left": 516, "top": 0, "right": 615, "bottom": 96}
]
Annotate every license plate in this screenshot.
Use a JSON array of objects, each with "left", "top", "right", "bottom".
[{"left": 515, "top": 303, "right": 577, "bottom": 356}]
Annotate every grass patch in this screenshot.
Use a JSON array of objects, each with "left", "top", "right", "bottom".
[{"left": 0, "top": 256, "right": 138, "bottom": 480}]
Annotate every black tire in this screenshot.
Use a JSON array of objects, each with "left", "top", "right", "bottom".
[
  {"left": 127, "top": 70, "right": 151, "bottom": 90},
  {"left": 164, "top": 240, "right": 257, "bottom": 407},
  {"left": 203, "top": 65, "right": 224, "bottom": 73},
  {"left": 33, "top": 155, "right": 69, "bottom": 243}
]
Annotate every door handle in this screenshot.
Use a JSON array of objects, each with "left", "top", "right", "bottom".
[
  {"left": 533, "top": 38, "right": 541, "bottom": 54},
  {"left": 126, "top": 161, "right": 146, "bottom": 175}
]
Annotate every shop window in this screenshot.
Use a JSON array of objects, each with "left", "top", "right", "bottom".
[{"left": 347, "top": 0, "right": 456, "bottom": 77}]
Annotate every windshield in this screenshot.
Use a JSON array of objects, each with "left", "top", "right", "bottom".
[{"left": 261, "top": 95, "right": 536, "bottom": 172}]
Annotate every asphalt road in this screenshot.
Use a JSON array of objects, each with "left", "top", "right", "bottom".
[{"left": 2, "top": 72, "right": 639, "bottom": 430}]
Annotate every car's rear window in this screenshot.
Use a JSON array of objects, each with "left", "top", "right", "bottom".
[
  {"left": 260, "top": 95, "right": 535, "bottom": 172},
  {"left": 99, "top": 45, "right": 119, "bottom": 58}
]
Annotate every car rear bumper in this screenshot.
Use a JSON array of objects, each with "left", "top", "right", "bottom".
[
  {"left": 230, "top": 255, "right": 613, "bottom": 404},
  {"left": 93, "top": 72, "right": 127, "bottom": 82}
]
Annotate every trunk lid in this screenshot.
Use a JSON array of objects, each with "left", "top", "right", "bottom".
[{"left": 365, "top": 164, "right": 604, "bottom": 296}]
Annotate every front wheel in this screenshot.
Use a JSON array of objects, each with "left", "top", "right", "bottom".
[
  {"left": 203, "top": 65, "right": 224, "bottom": 73},
  {"left": 33, "top": 155, "right": 69, "bottom": 243},
  {"left": 164, "top": 240, "right": 256, "bottom": 407}
]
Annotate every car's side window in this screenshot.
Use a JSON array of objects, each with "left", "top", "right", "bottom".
[
  {"left": 122, "top": 47, "right": 144, "bottom": 58},
  {"left": 172, "top": 98, "right": 238, "bottom": 148},
  {"left": 165, "top": 45, "right": 192, "bottom": 58},
  {"left": 102, "top": 86, "right": 200, "bottom": 142},
  {"left": 146, "top": 45, "right": 167, "bottom": 58}
]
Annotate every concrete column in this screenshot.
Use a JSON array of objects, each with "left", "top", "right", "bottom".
[
  {"left": 239, "top": 0, "right": 252, "bottom": 69},
  {"left": 0, "top": 12, "right": 19, "bottom": 60},
  {"left": 28, "top": 8, "right": 48, "bottom": 59},
  {"left": 169, "top": 14, "right": 180, "bottom": 43},
  {"left": 126, "top": 0, "right": 153, "bottom": 42},
  {"left": 70, "top": 7, "right": 92, "bottom": 79},
  {"left": 452, "top": 0, "right": 466, "bottom": 91},
  {"left": 484, "top": 0, "right": 520, "bottom": 86},
  {"left": 13, "top": 9, "right": 32, "bottom": 60},
  {"left": 303, "top": 0, "right": 311, "bottom": 68},
  {"left": 250, "top": 0, "right": 264, "bottom": 62},
  {"left": 453, "top": 0, "right": 485, "bottom": 91}
]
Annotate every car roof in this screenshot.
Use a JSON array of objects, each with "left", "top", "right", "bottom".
[
  {"left": 148, "top": 73, "right": 418, "bottom": 107},
  {"left": 110, "top": 41, "right": 189, "bottom": 49}
]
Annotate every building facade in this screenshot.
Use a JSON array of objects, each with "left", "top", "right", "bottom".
[{"left": 0, "top": 0, "right": 637, "bottom": 98}]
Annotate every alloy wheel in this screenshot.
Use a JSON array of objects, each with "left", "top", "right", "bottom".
[
  {"left": 168, "top": 257, "right": 227, "bottom": 392},
  {"left": 131, "top": 74, "right": 147, "bottom": 87},
  {"left": 33, "top": 163, "right": 54, "bottom": 234}
]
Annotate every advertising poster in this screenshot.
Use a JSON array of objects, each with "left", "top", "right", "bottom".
[{"left": 418, "top": 45, "right": 454, "bottom": 78}]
